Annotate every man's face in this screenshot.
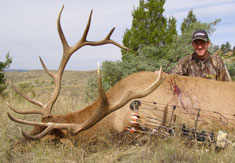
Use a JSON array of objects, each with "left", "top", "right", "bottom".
[{"left": 192, "top": 39, "right": 210, "bottom": 59}]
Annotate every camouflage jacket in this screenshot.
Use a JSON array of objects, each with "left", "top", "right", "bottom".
[{"left": 171, "top": 52, "right": 230, "bottom": 81}]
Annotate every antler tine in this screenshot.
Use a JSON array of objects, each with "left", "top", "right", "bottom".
[
  {"left": 104, "top": 27, "right": 130, "bottom": 51},
  {"left": 143, "top": 66, "right": 163, "bottom": 92},
  {"left": 39, "top": 56, "right": 54, "bottom": 78},
  {"left": 97, "top": 62, "right": 108, "bottom": 105},
  {"left": 105, "top": 27, "right": 115, "bottom": 39},
  {"left": 74, "top": 27, "right": 131, "bottom": 52},
  {"left": 6, "top": 103, "right": 43, "bottom": 115},
  {"left": 8, "top": 112, "right": 50, "bottom": 127},
  {"left": 11, "top": 84, "right": 44, "bottom": 108},
  {"left": 20, "top": 126, "right": 53, "bottom": 140},
  {"left": 109, "top": 67, "right": 163, "bottom": 112},
  {"left": 57, "top": 5, "right": 69, "bottom": 51},
  {"left": 8, "top": 112, "right": 79, "bottom": 139},
  {"left": 70, "top": 10, "right": 130, "bottom": 54},
  {"left": 80, "top": 9, "right": 93, "bottom": 43}
]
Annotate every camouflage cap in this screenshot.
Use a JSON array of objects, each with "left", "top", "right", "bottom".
[{"left": 192, "top": 29, "right": 209, "bottom": 42}]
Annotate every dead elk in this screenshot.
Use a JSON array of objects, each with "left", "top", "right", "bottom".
[{"left": 7, "top": 6, "right": 235, "bottom": 141}]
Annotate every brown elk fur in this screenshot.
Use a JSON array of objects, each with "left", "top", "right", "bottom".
[{"left": 32, "top": 72, "right": 235, "bottom": 139}]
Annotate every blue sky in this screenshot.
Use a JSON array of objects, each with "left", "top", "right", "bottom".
[{"left": 0, "top": 0, "right": 235, "bottom": 70}]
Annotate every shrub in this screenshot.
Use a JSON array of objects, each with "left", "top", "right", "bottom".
[
  {"left": 0, "top": 52, "right": 12, "bottom": 95},
  {"left": 227, "top": 63, "right": 235, "bottom": 80}
]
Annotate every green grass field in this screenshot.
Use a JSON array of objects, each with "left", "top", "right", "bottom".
[{"left": 1, "top": 70, "right": 235, "bottom": 163}]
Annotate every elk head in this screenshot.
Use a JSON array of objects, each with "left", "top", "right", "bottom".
[{"left": 7, "top": 5, "right": 163, "bottom": 140}]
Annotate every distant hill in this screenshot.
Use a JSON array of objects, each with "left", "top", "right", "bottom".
[{"left": 4, "top": 69, "right": 29, "bottom": 72}]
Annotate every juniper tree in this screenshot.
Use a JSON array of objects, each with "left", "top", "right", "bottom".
[
  {"left": 0, "top": 52, "right": 12, "bottom": 94},
  {"left": 122, "top": 0, "right": 177, "bottom": 59},
  {"left": 180, "top": 10, "right": 197, "bottom": 33}
]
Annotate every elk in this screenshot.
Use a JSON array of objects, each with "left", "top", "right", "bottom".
[
  {"left": 7, "top": 6, "right": 163, "bottom": 140},
  {"left": 7, "top": 6, "right": 235, "bottom": 141}
]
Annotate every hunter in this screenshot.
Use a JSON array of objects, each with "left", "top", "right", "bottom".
[{"left": 171, "top": 29, "right": 231, "bottom": 81}]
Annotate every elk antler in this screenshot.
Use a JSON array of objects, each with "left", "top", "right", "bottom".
[
  {"left": 7, "top": 5, "right": 163, "bottom": 140},
  {"left": 7, "top": 5, "right": 129, "bottom": 117}
]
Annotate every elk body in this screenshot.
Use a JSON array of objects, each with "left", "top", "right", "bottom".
[
  {"left": 7, "top": 6, "right": 235, "bottom": 140},
  {"left": 111, "top": 73, "right": 235, "bottom": 132}
]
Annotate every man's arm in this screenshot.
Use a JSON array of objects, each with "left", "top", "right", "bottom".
[
  {"left": 213, "top": 55, "right": 231, "bottom": 81},
  {"left": 171, "top": 62, "right": 184, "bottom": 75},
  {"left": 171, "top": 55, "right": 191, "bottom": 76},
  {"left": 222, "top": 64, "right": 232, "bottom": 81}
]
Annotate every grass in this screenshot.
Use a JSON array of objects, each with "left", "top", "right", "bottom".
[{"left": 1, "top": 70, "right": 235, "bottom": 163}]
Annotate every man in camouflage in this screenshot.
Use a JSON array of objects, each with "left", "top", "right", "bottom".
[{"left": 171, "top": 29, "right": 231, "bottom": 81}]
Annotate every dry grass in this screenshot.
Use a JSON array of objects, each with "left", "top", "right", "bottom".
[{"left": 1, "top": 70, "right": 235, "bottom": 163}]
